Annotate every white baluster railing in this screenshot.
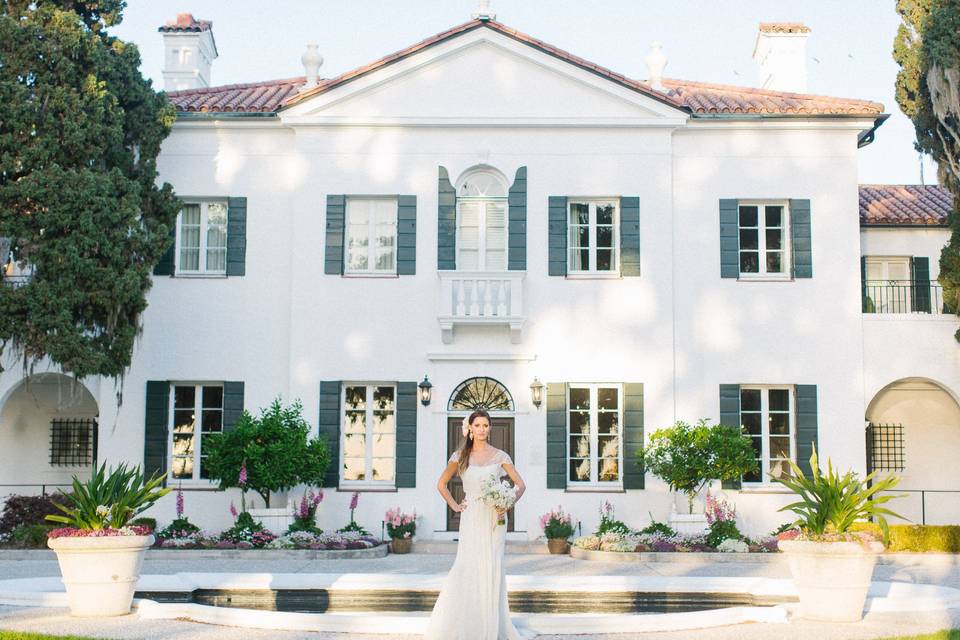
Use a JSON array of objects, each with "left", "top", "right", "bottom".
[{"left": 439, "top": 271, "right": 525, "bottom": 343}]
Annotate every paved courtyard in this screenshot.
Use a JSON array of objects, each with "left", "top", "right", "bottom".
[{"left": 1, "top": 550, "right": 959, "bottom": 639}]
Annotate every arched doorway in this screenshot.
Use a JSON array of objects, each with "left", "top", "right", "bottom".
[
  {"left": 446, "top": 377, "right": 515, "bottom": 532},
  {"left": 865, "top": 378, "right": 960, "bottom": 524},
  {"left": 0, "top": 373, "right": 98, "bottom": 502}
]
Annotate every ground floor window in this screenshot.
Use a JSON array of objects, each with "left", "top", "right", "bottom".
[
  {"left": 567, "top": 384, "right": 622, "bottom": 486},
  {"left": 341, "top": 384, "right": 396, "bottom": 487},
  {"left": 49, "top": 418, "right": 95, "bottom": 466},
  {"left": 170, "top": 384, "right": 223, "bottom": 481},
  {"left": 740, "top": 386, "right": 793, "bottom": 483}
]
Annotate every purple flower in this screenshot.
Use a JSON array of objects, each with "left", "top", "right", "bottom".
[
  {"left": 238, "top": 462, "right": 248, "bottom": 487},
  {"left": 176, "top": 488, "right": 184, "bottom": 518},
  {"left": 349, "top": 491, "right": 359, "bottom": 511},
  {"left": 229, "top": 502, "right": 238, "bottom": 518}
]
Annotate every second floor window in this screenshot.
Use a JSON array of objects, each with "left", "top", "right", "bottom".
[
  {"left": 864, "top": 256, "right": 912, "bottom": 313},
  {"left": 740, "top": 387, "right": 794, "bottom": 483},
  {"left": 739, "top": 202, "right": 789, "bottom": 277},
  {"left": 568, "top": 200, "right": 619, "bottom": 273},
  {"left": 346, "top": 198, "right": 397, "bottom": 274},
  {"left": 177, "top": 202, "right": 227, "bottom": 274}
]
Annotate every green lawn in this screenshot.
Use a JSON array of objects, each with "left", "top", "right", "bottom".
[
  {"left": 0, "top": 633, "right": 103, "bottom": 640},
  {"left": 878, "top": 632, "right": 960, "bottom": 640}
]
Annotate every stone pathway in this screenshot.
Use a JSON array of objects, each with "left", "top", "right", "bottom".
[{"left": 0, "top": 551, "right": 958, "bottom": 639}]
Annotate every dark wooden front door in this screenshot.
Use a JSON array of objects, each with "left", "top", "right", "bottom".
[{"left": 446, "top": 416, "right": 515, "bottom": 532}]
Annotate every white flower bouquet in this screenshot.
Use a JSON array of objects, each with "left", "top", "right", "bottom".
[{"left": 479, "top": 474, "right": 517, "bottom": 526}]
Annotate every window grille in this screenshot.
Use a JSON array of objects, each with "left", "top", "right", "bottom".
[
  {"left": 49, "top": 418, "right": 96, "bottom": 466},
  {"left": 865, "top": 422, "right": 904, "bottom": 473}
]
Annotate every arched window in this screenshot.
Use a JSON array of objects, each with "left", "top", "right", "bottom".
[
  {"left": 455, "top": 167, "right": 508, "bottom": 271},
  {"left": 448, "top": 377, "right": 514, "bottom": 412}
]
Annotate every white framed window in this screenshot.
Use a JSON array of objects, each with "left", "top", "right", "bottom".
[
  {"left": 176, "top": 201, "right": 227, "bottom": 275},
  {"left": 456, "top": 169, "right": 508, "bottom": 272},
  {"left": 346, "top": 198, "right": 398, "bottom": 274},
  {"left": 738, "top": 202, "right": 790, "bottom": 277},
  {"left": 864, "top": 256, "right": 912, "bottom": 313},
  {"left": 567, "top": 384, "right": 622, "bottom": 487},
  {"left": 169, "top": 383, "right": 223, "bottom": 482},
  {"left": 568, "top": 200, "right": 619, "bottom": 274},
  {"left": 341, "top": 384, "right": 396, "bottom": 487},
  {"left": 740, "top": 386, "right": 794, "bottom": 484}
]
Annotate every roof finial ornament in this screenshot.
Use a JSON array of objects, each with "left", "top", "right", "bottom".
[
  {"left": 301, "top": 43, "right": 323, "bottom": 91},
  {"left": 472, "top": 0, "right": 495, "bottom": 21},
  {"left": 644, "top": 41, "right": 668, "bottom": 93}
]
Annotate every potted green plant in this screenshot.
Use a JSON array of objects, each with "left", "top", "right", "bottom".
[
  {"left": 539, "top": 506, "right": 575, "bottom": 554},
  {"left": 775, "top": 446, "right": 903, "bottom": 622},
  {"left": 384, "top": 507, "right": 417, "bottom": 554},
  {"left": 638, "top": 419, "right": 756, "bottom": 533},
  {"left": 45, "top": 463, "right": 169, "bottom": 616}
]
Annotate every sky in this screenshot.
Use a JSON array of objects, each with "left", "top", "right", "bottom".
[{"left": 112, "top": 0, "right": 938, "bottom": 186}]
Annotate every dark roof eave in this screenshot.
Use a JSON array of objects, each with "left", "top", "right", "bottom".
[
  {"left": 689, "top": 112, "right": 886, "bottom": 120},
  {"left": 860, "top": 222, "right": 949, "bottom": 229},
  {"left": 175, "top": 111, "right": 280, "bottom": 120}
]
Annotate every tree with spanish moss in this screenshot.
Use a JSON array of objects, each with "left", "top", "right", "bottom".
[
  {"left": 894, "top": 0, "right": 960, "bottom": 339},
  {"left": 0, "top": 0, "right": 179, "bottom": 377}
]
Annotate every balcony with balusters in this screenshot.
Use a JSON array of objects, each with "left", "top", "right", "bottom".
[
  {"left": 862, "top": 280, "right": 949, "bottom": 315},
  {"left": 438, "top": 271, "right": 525, "bottom": 343}
]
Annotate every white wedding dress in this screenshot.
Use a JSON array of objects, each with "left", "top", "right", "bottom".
[{"left": 423, "top": 449, "right": 522, "bottom": 640}]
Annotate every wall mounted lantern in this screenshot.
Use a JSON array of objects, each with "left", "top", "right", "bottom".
[
  {"left": 530, "top": 377, "right": 544, "bottom": 410},
  {"left": 418, "top": 376, "right": 433, "bottom": 406}
]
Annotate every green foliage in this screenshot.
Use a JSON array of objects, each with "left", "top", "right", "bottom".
[
  {"left": 595, "top": 518, "right": 631, "bottom": 537},
  {"left": 638, "top": 519, "right": 676, "bottom": 538},
  {"left": 221, "top": 511, "right": 263, "bottom": 543},
  {"left": 851, "top": 523, "right": 960, "bottom": 552},
  {"left": 706, "top": 520, "right": 743, "bottom": 548},
  {"left": 130, "top": 517, "right": 156, "bottom": 531},
  {"left": 204, "top": 399, "right": 330, "bottom": 507},
  {"left": 45, "top": 463, "right": 168, "bottom": 530},
  {"left": 543, "top": 517, "right": 574, "bottom": 540},
  {"left": 286, "top": 519, "right": 323, "bottom": 536},
  {"left": 0, "top": 494, "right": 64, "bottom": 534},
  {"left": 338, "top": 521, "right": 371, "bottom": 536},
  {"left": 157, "top": 516, "right": 199, "bottom": 540},
  {"left": 0, "top": 1, "right": 180, "bottom": 377},
  {"left": 12, "top": 523, "right": 56, "bottom": 547},
  {"left": 775, "top": 445, "right": 904, "bottom": 542},
  {"left": 639, "top": 419, "right": 758, "bottom": 513},
  {"left": 894, "top": 0, "right": 960, "bottom": 337}
]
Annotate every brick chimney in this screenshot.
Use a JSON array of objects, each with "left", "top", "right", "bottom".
[
  {"left": 159, "top": 13, "right": 218, "bottom": 92},
  {"left": 752, "top": 22, "right": 810, "bottom": 93}
]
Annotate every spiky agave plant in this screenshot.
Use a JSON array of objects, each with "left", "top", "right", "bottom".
[
  {"left": 774, "top": 445, "right": 904, "bottom": 543},
  {"left": 46, "top": 463, "right": 169, "bottom": 530}
]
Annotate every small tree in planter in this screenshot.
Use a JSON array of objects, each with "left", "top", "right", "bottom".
[
  {"left": 638, "top": 419, "right": 757, "bottom": 515},
  {"left": 775, "top": 445, "right": 903, "bottom": 622},
  {"left": 204, "top": 399, "right": 330, "bottom": 508},
  {"left": 44, "top": 463, "right": 169, "bottom": 616}
]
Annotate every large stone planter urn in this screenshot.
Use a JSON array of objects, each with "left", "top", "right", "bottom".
[
  {"left": 546, "top": 538, "right": 570, "bottom": 554},
  {"left": 48, "top": 534, "right": 154, "bottom": 616},
  {"left": 778, "top": 538, "right": 884, "bottom": 622}
]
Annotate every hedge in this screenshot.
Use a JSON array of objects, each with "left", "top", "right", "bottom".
[{"left": 851, "top": 523, "right": 960, "bottom": 553}]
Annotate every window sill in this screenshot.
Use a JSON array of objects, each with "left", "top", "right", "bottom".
[
  {"left": 564, "top": 486, "right": 625, "bottom": 493},
  {"left": 338, "top": 485, "right": 398, "bottom": 493},
  {"left": 736, "top": 485, "right": 793, "bottom": 495},
  {"left": 342, "top": 273, "right": 399, "bottom": 279},
  {"left": 736, "top": 274, "right": 792, "bottom": 283},
  {"left": 172, "top": 481, "right": 221, "bottom": 491},
  {"left": 565, "top": 273, "right": 622, "bottom": 280},
  {"left": 173, "top": 273, "right": 228, "bottom": 279}
]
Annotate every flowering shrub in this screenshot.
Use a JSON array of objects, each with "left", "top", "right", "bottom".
[
  {"left": 539, "top": 506, "right": 574, "bottom": 540},
  {"left": 221, "top": 510, "right": 276, "bottom": 547},
  {"left": 384, "top": 508, "right": 417, "bottom": 540},
  {"left": 703, "top": 492, "right": 743, "bottom": 548},
  {"left": 288, "top": 490, "right": 324, "bottom": 535},
  {"left": 268, "top": 530, "right": 381, "bottom": 550},
  {"left": 338, "top": 492, "right": 371, "bottom": 536},
  {"left": 48, "top": 525, "right": 152, "bottom": 538},
  {"left": 573, "top": 535, "right": 600, "bottom": 550},
  {"left": 594, "top": 500, "right": 630, "bottom": 536},
  {"left": 717, "top": 538, "right": 750, "bottom": 553}
]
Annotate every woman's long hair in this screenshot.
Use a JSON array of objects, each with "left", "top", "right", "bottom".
[{"left": 456, "top": 408, "right": 491, "bottom": 477}]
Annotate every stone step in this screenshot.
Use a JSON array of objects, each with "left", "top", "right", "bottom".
[{"left": 411, "top": 539, "right": 550, "bottom": 554}]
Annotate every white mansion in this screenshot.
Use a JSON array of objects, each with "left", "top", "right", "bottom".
[{"left": 1, "top": 11, "right": 958, "bottom": 537}]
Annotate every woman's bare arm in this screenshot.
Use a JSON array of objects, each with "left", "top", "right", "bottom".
[{"left": 437, "top": 460, "right": 466, "bottom": 512}]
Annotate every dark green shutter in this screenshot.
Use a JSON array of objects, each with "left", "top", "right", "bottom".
[
  {"left": 620, "top": 197, "right": 641, "bottom": 277},
  {"left": 546, "top": 383, "right": 567, "bottom": 489},
  {"left": 396, "top": 382, "right": 417, "bottom": 488},
  {"left": 911, "top": 256, "right": 931, "bottom": 313},
  {"left": 790, "top": 198, "right": 812, "bottom": 278},
  {"left": 144, "top": 381, "right": 170, "bottom": 485},
  {"left": 319, "top": 382, "right": 341, "bottom": 488},
  {"left": 795, "top": 385, "right": 819, "bottom": 477},
  {"left": 324, "top": 195, "right": 345, "bottom": 275},
  {"left": 397, "top": 196, "right": 417, "bottom": 276},
  {"left": 223, "top": 382, "right": 244, "bottom": 432},
  {"left": 438, "top": 167, "right": 457, "bottom": 270},
  {"left": 153, "top": 222, "right": 176, "bottom": 276},
  {"left": 226, "top": 197, "right": 247, "bottom": 276},
  {"left": 861, "top": 256, "right": 869, "bottom": 312},
  {"left": 548, "top": 197, "right": 567, "bottom": 276},
  {"left": 508, "top": 167, "right": 527, "bottom": 271},
  {"left": 719, "top": 384, "right": 741, "bottom": 490},
  {"left": 622, "top": 383, "right": 644, "bottom": 489},
  {"left": 719, "top": 199, "right": 739, "bottom": 279}
]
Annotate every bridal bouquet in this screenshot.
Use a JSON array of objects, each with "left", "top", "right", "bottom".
[{"left": 479, "top": 475, "right": 517, "bottom": 526}]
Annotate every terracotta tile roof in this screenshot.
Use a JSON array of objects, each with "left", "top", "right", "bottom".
[
  {"left": 159, "top": 13, "right": 212, "bottom": 33},
  {"left": 758, "top": 22, "right": 811, "bottom": 34},
  {"left": 166, "top": 19, "right": 883, "bottom": 118},
  {"left": 859, "top": 184, "right": 953, "bottom": 226}
]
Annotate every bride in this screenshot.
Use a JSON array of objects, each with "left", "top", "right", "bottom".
[{"left": 424, "top": 408, "right": 526, "bottom": 640}]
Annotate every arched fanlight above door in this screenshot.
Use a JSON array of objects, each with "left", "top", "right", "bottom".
[
  {"left": 448, "top": 377, "right": 515, "bottom": 412},
  {"left": 457, "top": 168, "right": 507, "bottom": 198}
]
